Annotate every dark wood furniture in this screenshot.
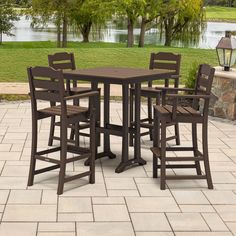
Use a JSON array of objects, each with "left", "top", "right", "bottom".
[
  {"left": 27, "top": 66, "right": 98, "bottom": 195},
  {"left": 130, "top": 52, "right": 181, "bottom": 145},
  {"left": 151, "top": 64, "right": 215, "bottom": 190},
  {"left": 48, "top": 52, "right": 96, "bottom": 146},
  {"left": 64, "top": 67, "right": 174, "bottom": 173}
]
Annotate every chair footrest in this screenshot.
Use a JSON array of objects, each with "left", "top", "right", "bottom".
[
  {"left": 64, "top": 171, "right": 91, "bottom": 183},
  {"left": 165, "top": 175, "right": 207, "bottom": 180}
]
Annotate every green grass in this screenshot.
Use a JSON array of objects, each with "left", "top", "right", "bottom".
[
  {"left": 206, "top": 6, "right": 236, "bottom": 21},
  {"left": 0, "top": 42, "right": 218, "bottom": 84}
]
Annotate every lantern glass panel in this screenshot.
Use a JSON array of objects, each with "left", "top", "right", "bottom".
[
  {"left": 216, "top": 48, "right": 224, "bottom": 66},
  {"left": 230, "top": 49, "right": 236, "bottom": 66}
]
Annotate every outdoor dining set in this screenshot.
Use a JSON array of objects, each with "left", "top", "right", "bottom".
[{"left": 26, "top": 51, "right": 215, "bottom": 195}]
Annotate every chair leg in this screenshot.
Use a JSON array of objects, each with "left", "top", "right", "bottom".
[
  {"left": 48, "top": 116, "right": 55, "bottom": 146},
  {"left": 70, "top": 99, "right": 80, "bottom": 144},
  {"left": 28, "top": 118, "right": 38, "bottom": 186},
  {"left": 174, "top": 123, "right": 180, "bottom": 145},
  {"left": 160, "top": 119, "right": 166, "bottom": 190},
  {"left": 192, "top": 123, "right": 202, "bottom": 175},
  {"left": 129, "top": 89, "right": 134, "bottom": 147},
  {"left": 57, "top": 118, "right": 67, "bottom": 195},
  {"left": 74, "top": 122, "right": 80, "bottom": 147},
  {"left": 89, "top": 109, "right": 96, "bottom": 184},
  {"left": 147, "top": 97, "right": 153, "bottom": 141},
  {"left": 153, "top": 109, "right": 160, "bottom": 178},
  {"left": 202, "top": 121, "right": 213, "bottom": 189}
]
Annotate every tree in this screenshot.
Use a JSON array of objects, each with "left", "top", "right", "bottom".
[
  {"left": 0, "top": 0, "right": 19, "bottom": 44},
  {"left": 30, "top": 0, "right": 84, "bottom": 47},
  {"left": 159, "top": 0, "right": 205, "bottom": 46},
  {"left": 138, "top": 0, "right": 161, "bottom": 47},
  {"left": 116, "top": 0, "right": 145, "bottom": 47},
  {"left": 70, "top": 0, "right": 113, "bottom": 43}
]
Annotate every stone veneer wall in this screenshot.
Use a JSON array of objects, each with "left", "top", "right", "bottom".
[{"left": 209, "top": 67, "right": 236, "bottom": 120}]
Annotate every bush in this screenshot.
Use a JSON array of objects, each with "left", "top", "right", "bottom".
[{"left": 184, "top": 62, "right": 199, "bottom": 89}]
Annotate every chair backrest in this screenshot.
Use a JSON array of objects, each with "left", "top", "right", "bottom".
[
  {"left": 194, "top": 64, "right": 215, "bottom": 95},
  {"left": 48, "top": 52, "right": 77, "bottom": 89},
  {"left": 27, "top": 66, "right": 66, "bottom": 108},
  {"left": 48, "top": 52, "right": 76, "bottom": 71},
  {"left": 193, "top": 64, "right": 215, "bottom": 114},
  {"left": 149, "top": 52, "right": 181, "bottom": 87}
]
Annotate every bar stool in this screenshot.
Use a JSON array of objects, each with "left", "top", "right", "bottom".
[
  {"left": 151, "top": 64, "right": 215, "bottom": 190},
  {"left": 130, "top": 52, "right": 181, "bottom": 145},
  {"left": 27, "top": 66, "right": 98, "bottom": 195},
  {"left": 48, "top": 52, "right": 100, "bottom": 146}
]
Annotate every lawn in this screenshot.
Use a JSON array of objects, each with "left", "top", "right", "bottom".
[
  {"left": 0, "top": 42, "right": 218, "bottom": 84},
  {"left": 206, "top": 6, "right": 236, "bottom": 21}
]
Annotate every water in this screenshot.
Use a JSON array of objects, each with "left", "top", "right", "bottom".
[{"left": 3, "top": 17, "right": 236, "bottom": 49}]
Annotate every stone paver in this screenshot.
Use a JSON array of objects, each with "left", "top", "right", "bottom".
[{"left": 0, "top": 101, "right": 236, "bottom": 235}]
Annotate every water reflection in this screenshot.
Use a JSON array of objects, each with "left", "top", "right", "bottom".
[{"left": 3, "top": 17, "right": 236, "bottom": 49}]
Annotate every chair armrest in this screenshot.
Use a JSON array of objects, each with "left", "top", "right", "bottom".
[
  {"left": 64, "top": 91, "right": 99, "bottom": 101},
  {"left": 155, "top": 87, "right": 195, "bottom": 92},
  {"left": 166, "top": 94, "right": 211, "bottom": 99},
  {"left": 171, "top": 74, "right": 181, "bottom": 79}
]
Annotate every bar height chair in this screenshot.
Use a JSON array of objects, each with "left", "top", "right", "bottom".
[
  {"left": 47, "top": 52, "right": 100, "bottom": 146},
  {"left": 27, "top": 66, "right": 98, "bottom": 195},
  {"left": 130, "top": 52, "right": 181, "bottom": 145},
  {"left": 151, "top": 64, "right": 215, "bottom": 190}
]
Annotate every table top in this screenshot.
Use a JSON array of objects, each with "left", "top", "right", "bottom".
[{"left": 63, "top": 67, "right": 174, "bottom": 84}]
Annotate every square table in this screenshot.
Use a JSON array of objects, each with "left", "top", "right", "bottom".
[{"left": 64, "top": 67, "right": 173, "bottom": 173}]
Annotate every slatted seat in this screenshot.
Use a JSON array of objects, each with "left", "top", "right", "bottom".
[
  {"left": 151, "top": 64, "right": 215, "bottom": 190},
  {"left": 47, "top": 52, "right": 100, "bottom": 147},
  {"left": 129, "top": 52, "right": 181, "bottom": 146},
  {"left": 27, "top": 66, "right": 98, "bottom": 195},
  {"left": 39, "top": 105, "right": 88, "bottom": 117}
]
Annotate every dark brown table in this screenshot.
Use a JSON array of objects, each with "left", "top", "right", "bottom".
[{"left": 64, "top": 67, "right": 173, "bottom": 173}]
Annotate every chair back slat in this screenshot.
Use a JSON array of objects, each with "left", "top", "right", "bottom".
[
  {"left": 34, "top": 90, "right": 61, "bottom": 102},
  {"left": 153, "top": 62, "right": 179, "bottom": 71},
  {"left": 33, "top": 79, "right": 60, "bottom": 91},
  {"left": 50, "top": 62, "right": 75, "bottom": 70}
]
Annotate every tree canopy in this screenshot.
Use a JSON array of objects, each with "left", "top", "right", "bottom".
[{"left": 0, "top": 0, "right": 19, "bottom": 44}]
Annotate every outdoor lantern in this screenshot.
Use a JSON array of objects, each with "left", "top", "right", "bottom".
[{"left": 216, "top": 31, "right": 236, "bottom": 71}]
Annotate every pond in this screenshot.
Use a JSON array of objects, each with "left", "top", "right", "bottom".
[{"left": 3, "top": 17, "right": 236, "bottom": 49}]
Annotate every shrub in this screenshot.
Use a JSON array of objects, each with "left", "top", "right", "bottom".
[{"left": 184, "top": 62, "right": 199, "bottom": 89}]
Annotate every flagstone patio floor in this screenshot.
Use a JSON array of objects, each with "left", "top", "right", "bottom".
[{"left": 0, "top": 100, "right": 236, "bottom": 236}]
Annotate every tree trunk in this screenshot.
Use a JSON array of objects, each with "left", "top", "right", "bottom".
[
  {"left": 62, "top": 13, "right": 68, "bottom": 48},
  {"left": 57, "top": 23, "right": 61, "bottom": 48},
  {"left": 127, "top": 17, "right": 134, "bottom": 47},
  {"left": 164, "top": 19, "right": 172, "bottom": 46},
  {"left": 80, "top": 21, "right": 92, "bottom": 42},
  {"left": 0, "top": 31, "right": 2, "bottom": 45},
  {"left": 139, "top": 17, "right": 146, "bottom": 47}
]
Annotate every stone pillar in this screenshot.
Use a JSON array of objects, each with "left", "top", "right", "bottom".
[{"left": 210, "top": 66, "right": 236, "bottom": 120}]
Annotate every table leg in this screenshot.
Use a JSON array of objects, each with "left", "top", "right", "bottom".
[
  {"left": 91, "top": 82, "right": 100, "bottom": 147},
  {"left": 115, "top": 84, "right": 129, "bottom": 173},
  {"left": 103, "top": 83, "right": 116, "bottom": 159},
  {"left": 134, "top": 83, "right": 146, "bottom": 165}
]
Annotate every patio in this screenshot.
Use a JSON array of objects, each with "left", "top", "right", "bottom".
[{"left": 0, "top": 100, "right": 236, "bottom": 235}]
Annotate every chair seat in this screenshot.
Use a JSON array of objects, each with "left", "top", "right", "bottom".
[
  {"left": 154, "top": 105, "right": 201, "bottom": 119},
  {"left": 39, "top": 105, "right": 88, "bottom": 117},
  {"left": 70, "top": 87, "right": 92, "bottom": 94},
  {"left": 130, "top": 86, "right": 162, "bottom": 97}
]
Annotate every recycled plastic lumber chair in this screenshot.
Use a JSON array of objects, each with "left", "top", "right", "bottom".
[
  {"left": 48, "top": 52, "right": 100, "bottom": 146},
  {"left": 129, "top": 52, "right": 181, "bottom": 146},
  {"left": 151, "top": 64, "right": 215, "bottom": 190},
  {"left": 27, "top": 66, "right": 98, "bottom": 195}
]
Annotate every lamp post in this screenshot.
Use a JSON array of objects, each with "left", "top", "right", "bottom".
[{"left": 216, "top": 31, "right": 236, "bottom": 71}]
